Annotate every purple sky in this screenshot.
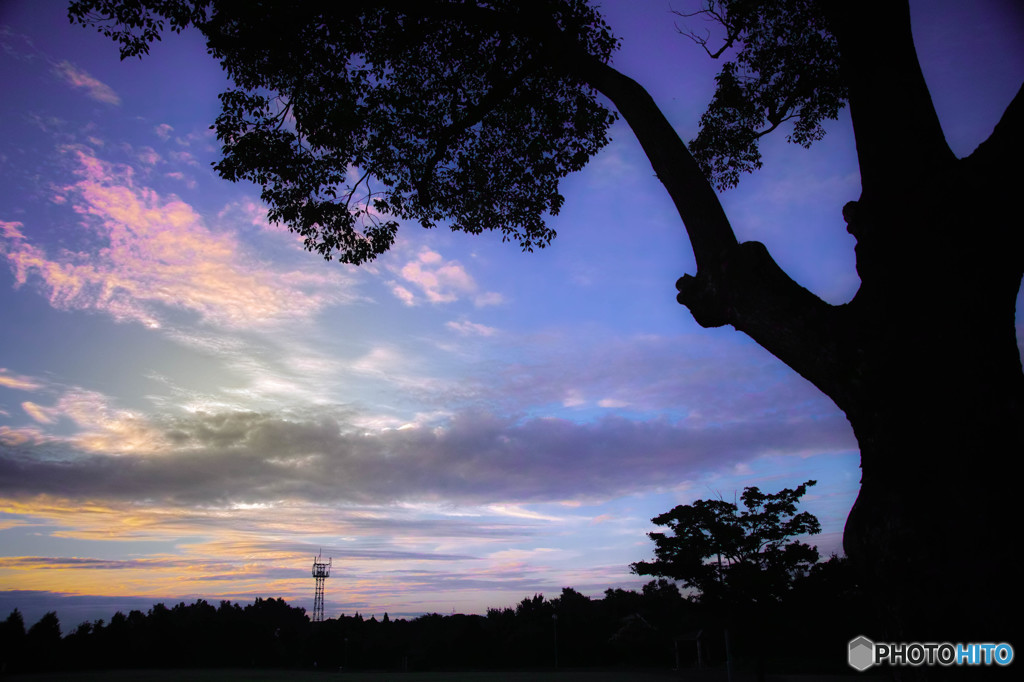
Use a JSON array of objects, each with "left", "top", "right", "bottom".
[{"left": 1, "top": 0, "right": 1021, "bottom": 629}]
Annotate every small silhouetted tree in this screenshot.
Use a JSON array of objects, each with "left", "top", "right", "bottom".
[
  {"left": 634, "top": 481, "right": 820, "bottom": 673},
  {"left": 632, "top": 480, "right": 820, "bottom": 606}
]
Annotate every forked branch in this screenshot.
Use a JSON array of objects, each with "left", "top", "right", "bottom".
[{"left": 672, "top": 3, "right": 739, "bottom": 59}]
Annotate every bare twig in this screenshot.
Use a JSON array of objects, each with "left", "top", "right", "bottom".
[{"left": 671, "top": 3, "right": 737, "bottom": 59}]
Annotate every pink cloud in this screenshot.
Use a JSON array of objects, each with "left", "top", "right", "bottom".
[
  {"left": 21, "top": 401, "right": 54, "bottom": 424},
  {"left": 0, "top": 369, "right": 43, "bottom": 392},
  {"left": 0, "top": 148, "right": 357, "bottom": 329},
  {"left": 165, "top": 171, "right": 197, "bottom": 189},
  {"left": 137, "top": 147, "right": 161, "bottom": 166},
  {"left": 0, "top": 425, "right": 52, "bottom": 447},
  {"left": 53, "top": 61, "right": 121, "bottom": 105},
  {"left": 218, "top": 199, "right": 280, "bottom": 233},
  {"left": 390, "top": 283, "right": 416, "bottom": 306},
  {"left": 393, "top": 248, "right": 502, "bottom": 306},
  {"left": 169, "top": 150, "right": 200, "bottom": 167}
]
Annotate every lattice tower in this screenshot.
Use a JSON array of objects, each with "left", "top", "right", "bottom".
[{"left": 311, "top": 552, "right": 331, "bottom": 622}]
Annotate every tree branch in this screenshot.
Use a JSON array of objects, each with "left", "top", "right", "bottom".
[
  {"left": 416, "top": 56, "right": 542, "bottom": 203},
  {"left": 825, "top": 0, "right": 954, "bottom": 197},
  {"left": 672, "top": 5, "right": 738, "bottom": 60},
  {"left": 569, "top": 55, "right": 739, "bottom": 271},
  {"left": 570, "top": 55, "right": 858, "bottom": 411}
]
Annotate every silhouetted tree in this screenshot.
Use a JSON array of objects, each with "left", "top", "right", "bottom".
[
  {"left": 778, "top": 554, "right": 872, "bottom": 673},
  {"left": 68, "top": 0, "right": 1024, "bottom": 643},
  {"left": 632, "top": 480, "right": 821, "bottom": 606},
  {"left": 634, "top": 482, "right": 823, "bottom": 674},
  {"left": 550, "top": 587, "right": 598, "bottom": 666},
  {"left": 0, "top": 608, "right": 27, "bottom": 672},
  {"left": 25, "top": 611, "right": 62, "bottom": 671}
]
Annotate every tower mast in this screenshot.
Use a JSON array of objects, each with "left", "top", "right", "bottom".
[{"left": 311, "top": 551, "right": 331, "bottom": 622}]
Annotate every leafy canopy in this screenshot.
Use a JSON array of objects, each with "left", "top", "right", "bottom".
[
  {"left": 631, "top": 480, "right": 820, "bottom": 604},
  {"left": 69, "top": 1, "right": 847, "bottom": 260},
  {"left": 679, "top": 0, "right": 846, "bottom": 190},
  {"left": 69, "top": 0, "right": 619, "bottom": 264}
]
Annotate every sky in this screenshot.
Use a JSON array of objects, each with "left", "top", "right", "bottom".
[{"left": 1, "top": 0, "right": 1021, "bottom": 629}]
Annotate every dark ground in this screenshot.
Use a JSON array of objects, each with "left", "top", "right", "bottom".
[{"left": 8, "top": 667, "right": 889, "bottom": 681}]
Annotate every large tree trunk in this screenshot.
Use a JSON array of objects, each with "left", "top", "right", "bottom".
[
  {"left": 842, "top": 173, "right": 1023, "bottom": 647},
  {"left": 829, "top": 0, "right": 1024, "bottom": 649},
  {"left": 573, "top": 0, "right": 1024, "bottom": 656}
]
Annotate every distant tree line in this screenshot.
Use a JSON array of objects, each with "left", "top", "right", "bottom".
[{"left": 0, "top": 559, "right": 870, "bottom": 675}]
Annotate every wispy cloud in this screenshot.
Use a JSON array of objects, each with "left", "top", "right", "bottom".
[
  {"left": 136, "top": 146, "right": 161, "bottom": 165},
  {"left": 0, "top": 493, "right": 546, "bottom": 619},
  {"left": 390, "top": 248, "right": 503, "bottom": 307},
  {"left": 0, "top": 369, "right": 42, "bottom": 392},
  {"left": 0, "top": 556, "right": 200, "bottom": 571},
  {"left": 0, "top": 147, "right": 359, "bottom": 330},
  {"left": 20, "top": 402, "right": 54, "bottom": 424},
  {"left": 53, "top": 61, "right": 121, "bottom": 105},
  {"left": 165, "top": 171, "right": 197, "bottom": 189},
  {"left": 446, "top": 320, "right": 498, "bottom": 337}
]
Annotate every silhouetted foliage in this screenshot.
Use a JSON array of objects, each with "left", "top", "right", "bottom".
[
  {"left": 68, "top": 0, "right": 1024, "bottom": 646},
  {"left": 677, "top": 0, "right": 846, "bottom": 190},
  {"left": 69, "top": 0, "right": 618, "bottom": 265},
  {"left": 632, "top": 480, "right": 821, "bottom": 606},
  {"left": 1, "top": 564, "right": 877, "bottom": 675},
  {"left": 0, "top": 608, "right": 26, "bottom": 673},
  {"left": 24, "top": 611, "right": 62, "bottom": 671}
]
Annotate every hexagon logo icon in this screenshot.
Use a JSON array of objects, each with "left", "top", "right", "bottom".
[{"left": 848, "top": 635, "right": 875, "bottom": 671}]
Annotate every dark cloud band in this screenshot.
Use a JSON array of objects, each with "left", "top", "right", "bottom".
[{"left": 0, "top": 407, "right": 855, "bottom": 506}]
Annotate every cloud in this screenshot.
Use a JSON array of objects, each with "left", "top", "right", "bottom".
[
  {"left": 217, "top": 198, "right": 281, "bottom": 233},
  {"left": 0, "top": 404, "right": 854, "bottom": 507},
  {"left": 390, "top": 283, "right": 416, "bottom": 306},
  {"left": 0, "top": 556, "right": 198, "bottom": 571},
  {"left": 169, "top": 150, "right": 200, "bottom": 167},
  {"left": 53, "top": 61, "right": 121, "bottom": 105},
  {"left": 137, "top": 147, "right": 161, "bottom": 165},
  {"left": 0, "top": 492, "right": 549, "bottom": 623},
  {"left": 0, "top": 147, "right": 358, "bottom": 330},
  {"left": 562, "top": 390, "right": 585, "bottom": 408},
  {"left": 59, "top": 389, "right": 171, "bottom": 454},
  {"left": 446, "top": 320, "right": 498, "bottom": 337},
  {"left": 465, "top": 330, "right": 841, "bottom": 425},
  {"left": 391, "top": 248, "right": 503, "bottom": 307},
  {"left": 473, "top": 291, "right": 505, "bottom": 307},
  {"left": 0, "top": 369, "right": 42, "bottom": 391},
  {"left": 165, "top": 171, "right": 197, "bottom": 189},
  {"left": 21, "top": 402, "right": 54, "bottom": 424},
  {"left": 0, "top": 425, "right": 52, "bottom": 448}
]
